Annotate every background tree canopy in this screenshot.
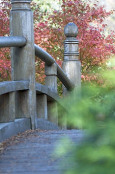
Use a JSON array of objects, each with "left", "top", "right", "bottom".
[{"left": 0, "top": 0, "right": 115, "bottom": 85}]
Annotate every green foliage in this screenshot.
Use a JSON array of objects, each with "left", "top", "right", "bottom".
[
  {"left": 33, "top": 0, "right": 61, "bottom": 15},
  {"left": 57, "top": 65, "right": 115, "bottom": 174}
]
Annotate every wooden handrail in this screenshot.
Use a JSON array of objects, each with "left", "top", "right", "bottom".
[
  {"left": 35, "top": 44, "right": 74, "bottom": 91},
  {"left": 0, "top": 36, "right": 27, "bottom": 48}
]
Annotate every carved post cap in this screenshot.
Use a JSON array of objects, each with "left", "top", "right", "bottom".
[
  {"left": 64, "top": 22, "right": 78, "bottom": 37},
  {"left": 11, "top": 0, "right": 31, "bottom": 10},
  {"left": 11, "top": 0, "right": 31, "bottom": 3}
]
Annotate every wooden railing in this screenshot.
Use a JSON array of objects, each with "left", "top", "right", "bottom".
[{"left": 0, "top": 0, "right": 81, "bottom": 142}]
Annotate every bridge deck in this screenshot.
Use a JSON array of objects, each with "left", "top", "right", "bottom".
[{"left": 0, "top": 130, "right": 83, "bottom": 174}]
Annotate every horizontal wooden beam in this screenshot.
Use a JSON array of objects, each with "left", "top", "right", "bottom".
[{"left": 0, "top": 36, "right": 27, "bottom": 48}]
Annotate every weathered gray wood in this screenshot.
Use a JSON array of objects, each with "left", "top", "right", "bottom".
[
  {"left": 0, "top": 93, "right": 16, "bottom": 123},
  {"left": 0, "top": 2, "right": 81, "bottom": 136},
  {"left": 35, "top": 83, "right": 59, "bottom": 102},
  {"left": 0, "top": 118, "right": 31, "bottom": 142},
  {"left": 36, "top": 94, "right": 48, "bottom": 119},
  {"left": 47, "top": 102, "right": 58, "bottom": 124},
  {"left": 63, "top": 22, "right": 81, "bottom": 94},
  {"left": 0, "top": 130, "right": 83, "bottom": 173},
  {"left": 0, "top": 94, "right": 10, "bottom": 123},
  {"left": 0, "top": 81, "right": 29, "bottom": 123},
  {"left": 10, "top": 0, "right": 37, "bottom": 129},
  {"left": 35, "top": 44, "right": 74, "bottom": 91},
  {"left": 45, "top": 63, "right": 57, "bottom": 92},
  {"left": 15, "top": 91, "right": 29, "bottom": 119},
  {"left": 63, "top": 61, "right": 81, "bottom": 90},
  {"left": 0, "top": 81, "right": 61, "bottom": 123},
  {"left": 62, "top": 23, "right": 81, "bottom": 128},
  {"left": 0, "top": 81, "right": 29, "bottom": 95},
  {"left": 37, "top": 118, "right": 60, "bottom": 130},
  {"left": 45, "top": 63, "right": 58, "bottom": 125},
  {"left": 9, "top": 92, "right": 15, "bottom": 122},
  {"left": 0, "top": 36, "right": 26, "bottom": 47}
]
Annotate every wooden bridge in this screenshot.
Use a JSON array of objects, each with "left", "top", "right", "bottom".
[{"left": 0, "top": 0, "right": 81, "bottom": 173}]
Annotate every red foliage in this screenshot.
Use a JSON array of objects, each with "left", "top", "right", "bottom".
[
  {"left": 34, "top": 0, "right": 115, "bottom": 82},
  {"left": 0, "top": 0, "right": 115, "bottom": 83},
  {"left": 0, "top": 1, "right": 10, "bottom": 81}
]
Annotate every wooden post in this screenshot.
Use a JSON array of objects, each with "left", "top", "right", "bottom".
[
  {"left": 45, "top": 63, "right": 58, "bottom": 125},
  {"left": 10, "top": 0, "right": 37, "bottom": 129},
  {"left": 36, "top": 94, "right": 48, "bottom": 120},
  {"left": 0, "top": 93, "right": 15, "bottom": 123},
  {"left": 63, "top": 22, "right": 81, "bottom": 91},
  {"left": 62, "top": 22, "right": 81, "bottom": 128}
]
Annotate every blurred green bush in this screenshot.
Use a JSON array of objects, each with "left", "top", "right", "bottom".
[{"left": 58, "top": 67, "right": 115, "bottom": 174}]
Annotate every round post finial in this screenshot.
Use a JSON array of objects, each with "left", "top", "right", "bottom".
[{"left": 64, "top": 22, "right": 78, "bottom": 37}]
